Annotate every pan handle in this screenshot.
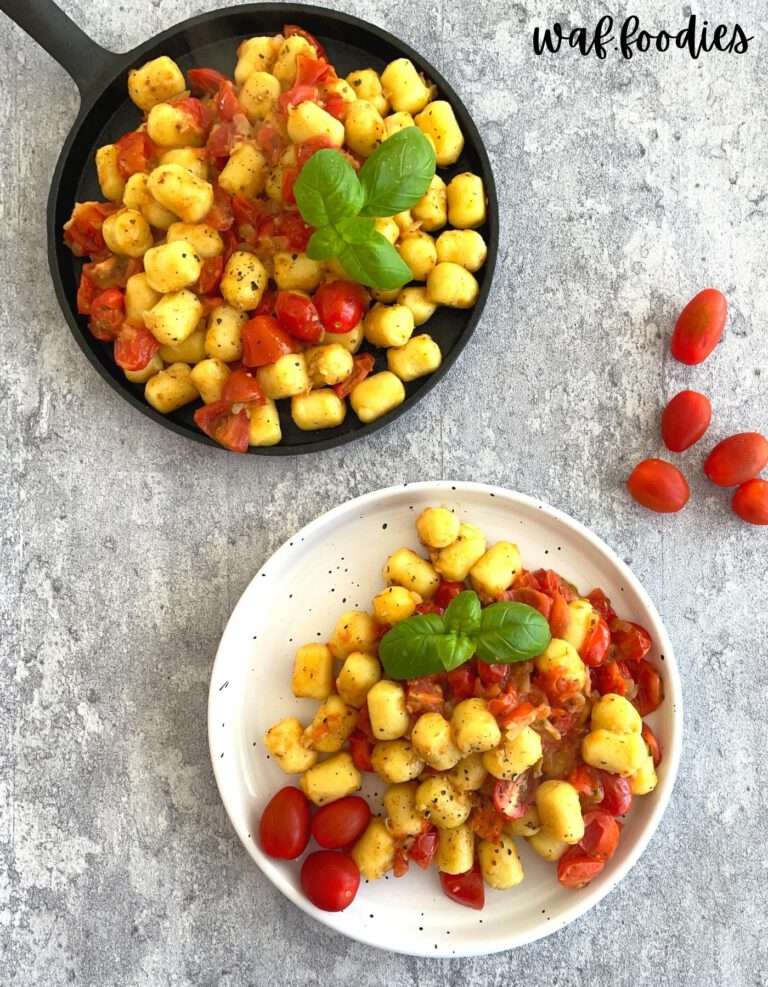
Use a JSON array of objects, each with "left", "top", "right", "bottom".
[{"left": 0, "top": 0, "right": 122, "bottom": 95}]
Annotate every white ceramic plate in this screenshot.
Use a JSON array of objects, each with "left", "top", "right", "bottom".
[{"left": 208, "top": 481, "right": 682, "bottom": 957}]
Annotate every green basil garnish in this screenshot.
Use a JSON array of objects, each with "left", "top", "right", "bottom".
[
  {"left": 293, "top": 149, "right": 363, "bottom": 228},
  {"left": 357, "top": 128, "right": 436, "bottom": 218},
  {"left": 379, "top": 591, "right": 552, "bottom": 681}
]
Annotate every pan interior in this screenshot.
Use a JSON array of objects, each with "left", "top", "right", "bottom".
[{"left": 52, "top": 7, "right": 496, "bottom": 452}]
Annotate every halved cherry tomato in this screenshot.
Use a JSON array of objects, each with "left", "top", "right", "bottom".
[
  {"left": 633, "top": 661, "right": 663, "bottom": 716},
  {"left": 732, "top": 479, "right": 768, "bottom": 525},
  {"left": 89, "top": 286, "right": 125, "bottom": 342},
  {"left": 230, "top": 194, "right": 265, "bottom": 230},
  {"left": 557, "top": 846, "right": 605, "bottom": 888},
  {"left": 115, "top": 130, "right": 156, "bottom": 178},
  {"left": 63, "top": 202, "right": 116, "bottom": 257},
  {"left": 440, "top": 861, "right": 484, "bottom": 910},
  {"left": 434, "top": 581, "right": 465, "bottom": 609},
  {"left": 198, "top": 255, "right": 224, "bottom": 294},
  {"left": 349, "top": 730, "right": 374, "bottom": 771},
  {"left": 592, "top": 660, "right": 634, "bottom": 697},
  {"left": 204, "top": 185, "right": 234, "bottom": 231},
  {"left": 642, "top": 723, "right": 662, "bottom": 767},
  {"left": 580, "top": 809, "right": 620, "bottom": 860},
  {"left": 314, "top": 280, "right": 369, "bottom": 334},
  {"left": 409, "top": 827, "right": 439, "bottom": 869},
  {"left": 77, "top": 271, "right": 97, "bottom": 315},
  {"left": 259, "top": 786, "right": 311, "bottom": 859},
  {"left": 241, "top": 315, "right": 298, "bottom": 367},
  {"left": 535, "top": 569, "right": 577, "bottom": 602},
  {"left": 586, "top": 588, "right": 616, "bottom": 623},
  {"left": 275, "top": 291, "right": 324, "bottom": 343},
  {"left": 568, "top": 764, "right": 604, "bottom": 804},
  {"left": 507, "top": 587, "right": 553, "bottom": 619},
  {"left": 477, "top": 661, "right": 508, "bottom": 687},
  {"left": 492, "top": 773, "right": 535, "bottom": 820},
  {"left": 83, "top": 254, "right": 141, "bottom": 290},
  {"left": 188, "top": 67, "right": 229, "bottom": 95},
  {"left": 278, "top": 83, "right": 319, "bottom": 114},
  {"left": 445, "top": 663, "right": 476, "bottom": 701},
  {"left": 300, "top": 851, "right": 360, "bottom": 912},
  {"left": 661, "top": 390, "right": 712, "bottom": 452},
  {"left": 193, "top": 400, "right": 250, "bottom": 453},
  {"left": 548, "top": 592, "right": 570, "bottom": 638},
  {"left": 610, "top": 620, "right": 652, "bottom": 662},
  {"left": 598, "top": 773, "right": 632, "bottom": 816},
  {"left": 215, "top": 79, "right": 240, "bottom": 121},
  {"left": 670, "top": 288, "right": 727, "bottom": 365},
  {"left": 207, "top": 121, "right": 237, "bottom": 159},
  {"left": 311, "top": 796, "right": 371, "bottom": 850},
  {"left": 704, "top": 432, "right": 768, "bottom": 487},
  {"left": 277, "top": 211, "right": 314, "bottom": 252},
  {"left": 627, "top": 458, "right": 690, "bottom": 513},
  {"left": 580, "top": 615, "right": 610, "bottom": 668},
  {"left": 114, "top": 319, "right": 160, "bottom": 372},
  {"left": 221, "top": 368, "right": 266, "bottom": 404},
  {"left": 295, "top": 54, "right": 334, "bottom": 87},
  {"left": 284, "top": 24, "right": 327, "bottom": 60},
  {"left": 333, "top": 352, "right": 375, "bottom": 399}
]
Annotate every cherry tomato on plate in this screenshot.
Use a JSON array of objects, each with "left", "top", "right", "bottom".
[
  {"left": 241, "top": 315, "right": 298, "bottom": 367},
  {"left": 557, "top": 846, "right": 605, "bottom": 889},
  {"left": 434, "top": 580, "right": 465, "bottom": 609},
  {"left": 580, "top": 809, "right": 620, "bottom": 860},
  {"left": 77, "top": 271, "right": 97, "bottom": 315},
  {"left": 300, "top": 851, "right": 360, "bottom": 912},
  {"left": 642, "top": 723, "right": 663, "bottom": 767},
  {"left": 221, "top": 368, "right": 266, "bottom": 404},
  {"left": 193, "top": 400, "right": 250, "bottom": 453},
  {"left": 64, "top": 201, "right": 116, "bottom": 257},
  {"left": 507, "top": 587, "right": 553, "bottom": 619},
  {"left": 627, "top": 458, "right": 690, "bottom": 513},
  {"left": 567, "top": 764, "right": 604, "bottom": 805},
  {"left": 592, "top": 660, "right": 633, "bottom": 698},
  {"left": 88, "top": 286, "right": 125, "bottom": 342},
  {"left": 661, "top": 390, "right": 712, "bottom": 452},
  {"left": 115, "top": 130, "right": 156, "bottom": 178},
  {"left": 445, "top": 663, "right": 476, "bottom": 701},
  {"left": 598, "top": 773, "right": 633, "bottom": 817},
  {"left": 492, "top": 773, "right": 535, "bottom": 820},
  {"left": 610, "top": 619, "right": 652, "bottom": 662},
  {"left": 670, "top": 287, "right": 727, "bottom": 365},
  {"left": 314, "top": 280, "right": 368, "bottom": 334},
  {"left": 580, "top": 614, "right": 610, "bottom": 668},
  {"left": 114, "top": 319, "right": 160, "bottom": 372},
  {"left": 284, "top": 24, "right": 328, "bottom": 60},
  {"left": 409, "top": 827, "right": 439, "bottom": 869},
  {"left": 477, "top": 661, "right": 508, "bottom": 687},
  {"left": 348, "top": 730, "right": 374, "bottom": 772},
  {"left": 275, "top": 291, "right": 324, "bottom": 343},
  {"left": 439, "top": 861, "right": 485, "bottom": 910},
  {"left": 731, "top": 479, "right": 768, "bottom": 525},
  {"left": 259, "top": 786, "right": 311, "bottom": 859},
  {"left": 548, "top": 592, "right": 570, "bottom": 638},
  {"left": 632, "top": 661, "right": 663, "bottom": 716},
  {"left": 333, "top": 353, "right": 375, "bottom": 399},
  {"left": 586, "top": 588, "right": 616, "bottom": 623},
  {"left": 704, "top": 433, "right": 768, "bottom": 487},
  {"left": 311, "top": 796, "right": 371, "bottom": 850}
]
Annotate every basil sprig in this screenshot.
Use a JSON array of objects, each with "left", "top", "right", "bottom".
[
  {"left": 379, "top": 591, "right": 552, "bottom": 681},
  {"left": 294, "top": 128, "right": 436, "bottom": 291}
]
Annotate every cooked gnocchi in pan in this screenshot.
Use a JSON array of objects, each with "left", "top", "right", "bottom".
[
  {"left": 259, "top": 508, "right": 665, "bottom": 911},
  {"left": 63, "top": 25, "right": 490, "bottom": 451}
]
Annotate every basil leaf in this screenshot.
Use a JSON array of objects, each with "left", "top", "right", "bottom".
[
  {"left": 433, "top": 633, "right": 476, "bottom": 672},
  {"left": 379, "top": 613, "right": 449, "bottom": 680},
  {"left": 474, "top": 602, "right": 552, "bottom": 664},
  {"left": 294, "top": 150, "right": 364, "bottom": 228},
  {"left": 335, "top": 215, "right": 376, "bottom": 243},
  {"left": 307, "top": 227, "right": 344, "bottom": 261},
  {"left": 443, "top": 591, "right": 482, "bottom": 637},
  {"left": 358, "top": 128, "right": 436, "bottom": 218},
  {"left": 337, "top": 231, "right": 413, "bottom": 291}
]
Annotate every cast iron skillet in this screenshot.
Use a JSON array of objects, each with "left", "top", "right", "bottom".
[{"left": 1, "top": 0, "right": 498, "bottom": 455}]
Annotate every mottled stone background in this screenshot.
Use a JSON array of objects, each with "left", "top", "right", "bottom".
[{"left": 1, "top": 1, "right": 767, "bottom": 984}]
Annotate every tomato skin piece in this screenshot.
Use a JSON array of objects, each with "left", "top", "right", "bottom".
[
  {"left": 661, "top": 390, "right": 712, "bottom": 452},
  {"left": 548, "top": 592, "right": 570, "bottom": 638},
  {"left": 300, "top": 851, "right": 360, "bottom": 912},
  {"left": 557, "top": 846, "right": 605, "bottom": 889},
  {"left": 586, "top": 588, "right": 616, "bottom": 623},
  {"left": 333, "top": 353, "right": 375, "bottom": 399},
  {"left": 704, "top": 433, "right": 768, "bottom": 487},
  {"left": 242, "top": 315, "right": 298, "bottom": 367},
  {"left": 642, "top": 723, "right": 663, "bottom": 767},
  {"left": 259, "top": 786, "right": 311, "bottom": 859},
  {"left": 409, "top": 827, "right": 439, "bottom": 869},
  {"left": 580, "top": 615, "right": 610, "bottom": 668},
  {"left": 64, "top": 201, "right": 116, "bottom": 258},
  {"left": 434, "top": 581, "right": 465, "bottom": 609},
  {"left": 477, "top": 661, "right": 508, "bottom": 687},
  {"left": 348, "top": 730, "right": 374, "bottom": 772},
  {"left": 632, "top": 660, "right": 663, "bottom": 716},
  {"left": 592, "top": 660, "right": 634, "bottom": 698},
  {"left": 198, "top": 254, "right": 224, "bottom": 295},
  {"left": 439, "top": 861, "right": 485, "bottom": 910},
  {"left": 89, "top": 286, "right": 125, "bottom": 342},
  {"left": 193, "top": 400, "right": 250, "bottom": 453},
  {"left": 314, "top": 280, "right": 368, "bottom": 334},
  {"left": 610, "top": 619, "right": 652, "bottom": 662},
  {"left": 732, "top": 479, "right": 768, "bottom": 525},
  {"left": 568, "top": 765, "right": 604, "bottom": 805},
  {"left": 114, "top": 319, "right": 160, "bottom": 371},
  {"left": 598, "top": 773, "right": 632, "bottom": 817},
  {"left": 77, "top": 271, "right": 97, "bottom": 315},
  {"left": 507, "top": 587, "right": 553, "bottom": 619},
  {"left": 284, "top": 24, "right": 327, "bottom": 60},
  {"left": 221, "top": 368, "right": 266, "bottom": 404},
  {"left": 446, "top": 664, "right": 476, "bottom": 701},
  {"left": 627, "top": 458, "right": 690, "bottom": 513},
  {"left": 115, "top": 131, "right": 156, "bottom": 178},
  {"left": 311, "top": 796, "right": 371, "bottom": 850},
  {"left": 275, "top": 291, "right": 324, "bottom": 343},
  {"left": 670, "top": 287, "right": 727, "bottom": 365},
  {"left": 580, "top": 809, "right": 620, "bottom": 860},
  {"left": 187, "top": 67, "right": 229, "bottom": 95}
]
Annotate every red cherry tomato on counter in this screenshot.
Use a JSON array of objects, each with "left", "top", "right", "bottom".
[
  {"left": 661, "top": 390, "right": 712, "bottom": 452},
  {"left": 627, "top": 458, "right": 690, "bottom": 513},
  {"left": 300, "top": 851, "right": 360, "bottom": 912},
  {"left": 439, "top": 861, "right": 485, "bottom": 910},
  {"left": 598, "top": 773, "right": 632, "bottom": 817},
  {"left": 732, "top": 479, "right": 768, "bottom": 525},
  {"left": 311, "top": 796, "right": 371, "bottom": 849},
  {"left": 580, "top": 810, "right": 620, "bottom": 860},
  {"left": 314, "top": 280, "right": 368, "bottom": 333},
  {"left": 274, "top": 290, "right": 324, "bottom": 343},
  {"left": 259, "top": 786, "right": 311, "bottom": 859},
  {"left": 704, "top": 433, "right": 768, "bottom": 487},
  {"left": 557, "top": 846, "right": 605, "bottom": 889},
  {"left": 670, "top": 288, "right": 727, "bottom": 365}
]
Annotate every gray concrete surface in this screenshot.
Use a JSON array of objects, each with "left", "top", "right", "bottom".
[{"left": 2, "top": 1, "right": 767, "bottom": 984}]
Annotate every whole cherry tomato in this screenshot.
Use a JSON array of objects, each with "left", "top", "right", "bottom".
[
  {"left": 311, "top": 796, "right": 371, "bottom": 849},
  {"left": 557, "top": 846, "right": 605, "bottom": 888},
  {"left": 580, "top": 809, "right": 620, "bottom": 860},
  {"left": 627, "top": 458, "right": 690, "bottom": 513},
  {"left": 274, "top": 290, "right": 324, "bottom": 342},
  {"left": 439, "top": 861, "right": 485, "bottom": 910},
  {"left": 598, "top": 773, "right": 632, "bottom": 816},
  {"left": 670, "top": 288, "right": 727, "bottom": 365},
  {"left": 732, "top": 479, "right": 768, "bottom": 525},
  {"left": 704, "top": 433, "right": 768, "bottom": 487},
  {"left": 314, "top": 280, "right": 368, "bottom": 333},
  {"left": 259, "top": 786, "right": 311, "bottom": 859},
  {"left": 661, "top": 390, "right": 712, "bottom": 452},
  {"left": 300, "top": 851, "right": 360, "bottom": 912}
]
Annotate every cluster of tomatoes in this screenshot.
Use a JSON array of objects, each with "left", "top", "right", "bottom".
[{"left": 627, "top": 288, "right": 768, "bottom": 524}]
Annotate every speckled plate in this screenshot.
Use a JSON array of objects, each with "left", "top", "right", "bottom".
[{"left": 208, "top": 481, "right": 682, "bottom": 956}]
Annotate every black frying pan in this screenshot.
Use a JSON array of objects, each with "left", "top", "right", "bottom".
[{"left": 1, "top": 0, "right": 498, "bottom": 455}]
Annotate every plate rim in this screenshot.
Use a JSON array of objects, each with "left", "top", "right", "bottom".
[{"left": 207, "top": 480, "right": 683, "bottom": 955}]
